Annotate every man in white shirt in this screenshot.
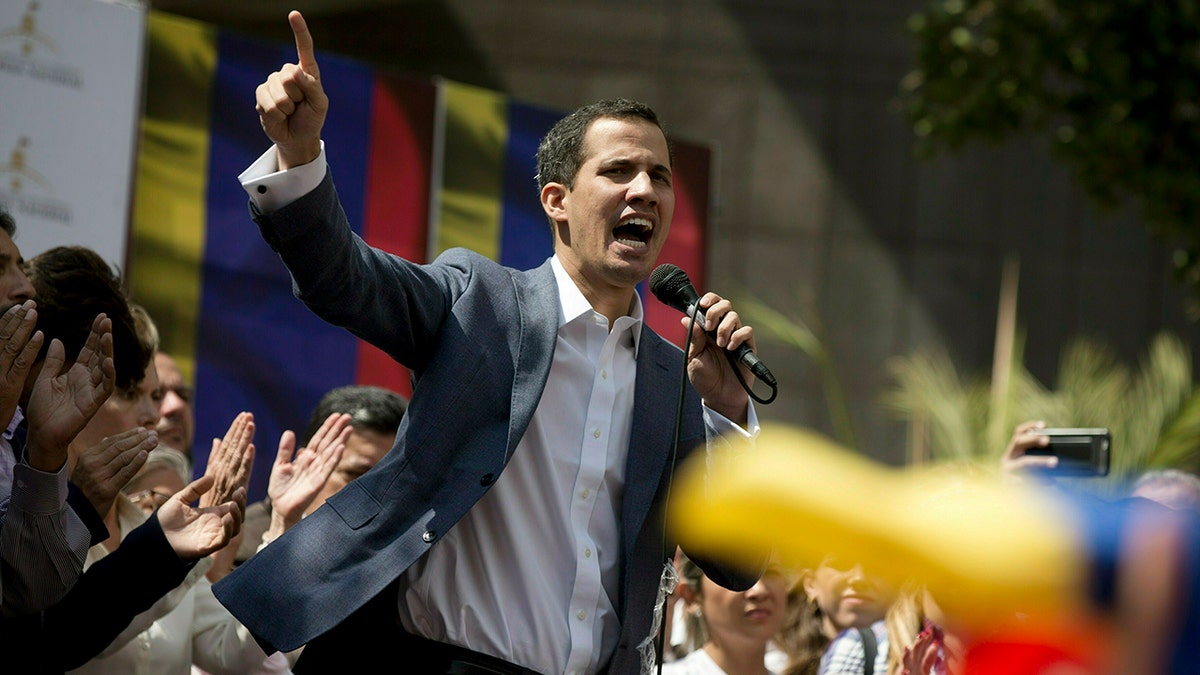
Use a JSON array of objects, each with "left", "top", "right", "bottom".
[{"left": 214, "top": 11, "right": 766, "bottom": 675}]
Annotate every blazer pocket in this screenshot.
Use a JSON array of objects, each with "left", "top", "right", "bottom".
[{"left": 325, "top": 481, "right": 382, "bottom": 529}]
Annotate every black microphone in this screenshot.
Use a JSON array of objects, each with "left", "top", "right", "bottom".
[{"left": 649, "top": 263, "right": 777, "bottom": 388}]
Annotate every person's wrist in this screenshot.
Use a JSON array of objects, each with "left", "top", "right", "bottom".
[
  {"left": 269, "top": 506, "right": 297, "bottom": 536},
  {"left": 277, "top": 140, "right": 320, "bottom": 170},
  {"left": 25, "top": 440, "right": 66, "bottom": 473}
]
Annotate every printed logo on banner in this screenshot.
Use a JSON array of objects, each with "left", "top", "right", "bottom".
[
  {"left": 0, "top": 136, "right": 72, "bottom": 224},
  {"left": 0, "top": 1, "right": 82, "bottom": 88}
]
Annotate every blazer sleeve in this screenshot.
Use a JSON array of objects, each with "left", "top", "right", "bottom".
[{"left": 251, "top": 168, "right": 470, "bottom": 372}]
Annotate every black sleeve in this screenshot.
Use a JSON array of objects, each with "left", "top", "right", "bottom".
[{"left": 0, "top": 512, "right": 195, "bottom": 672}]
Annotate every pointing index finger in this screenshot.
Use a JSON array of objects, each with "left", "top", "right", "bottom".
[{"left": 288, "top": 10, "right": 320, "bottom": 80}]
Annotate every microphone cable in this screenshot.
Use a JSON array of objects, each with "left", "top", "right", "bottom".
[{"left": 653, "top": 307, "right": 699, "bottom": 675}]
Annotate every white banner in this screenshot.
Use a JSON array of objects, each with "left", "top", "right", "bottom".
[{"left": 0, "top": 0, "right": 145, "bottom": 269}]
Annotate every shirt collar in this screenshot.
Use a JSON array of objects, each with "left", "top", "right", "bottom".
[{"left": 550, "top": 255, "right": 643, "bottom": 355}]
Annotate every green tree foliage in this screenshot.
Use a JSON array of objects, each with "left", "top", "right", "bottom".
[{"left": 901, "top": 0, "right": 1200, "bottom": 301}]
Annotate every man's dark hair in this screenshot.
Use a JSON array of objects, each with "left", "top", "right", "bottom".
[
  {"left": 26, "top": 246, "right": 150, "bottom": 391},
  {"left": 535, "top": 98, "right": 670, "bottom": 193},
  {"left": 302, "top": 385, "right": 408, "bottom": 446},
  {"left": 0, "top": 206, "right": 15, "bottom": 237}
]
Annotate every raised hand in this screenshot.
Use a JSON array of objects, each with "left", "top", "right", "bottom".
[
  {"left": 200, "top": 411, "right": 255, "bottom": 509},
  {"left": 255, "top": 10, "right": 328, "bottom": 169},
  {"left": 1000, "top": 420, "right": 1059, "bottom": 480},
  {"left": 0, "top": 300, "right": 43, "bottom": 430},
  {"left": 264, "top": 412, "right": 352, "bottom": 543},
  {"left": 71, "top": 428, "right": 156, "bottom": 517},
  {"left": 680, "top": 292, "right": 754, "bottom": 425},
  {"left": 25, "top": 313, "right": 117, "bottom": 473},
  {"left": 159, "top": 475, "right": 246, "bottom": 561}
]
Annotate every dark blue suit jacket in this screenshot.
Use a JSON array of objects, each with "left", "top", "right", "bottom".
[{"left": 213, "top": 171, "right": 754, "bottom": 673}]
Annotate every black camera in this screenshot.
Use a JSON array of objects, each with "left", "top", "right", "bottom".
[{"left": 1025, "top": 428, "right": 1111, "bottom": 477}]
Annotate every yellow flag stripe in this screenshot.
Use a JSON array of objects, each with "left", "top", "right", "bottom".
[
  {"left": 432, "top": 80, "right": 507, "bottom": 260},
  {"left": 128, "top": 11, "right": 216, "bottom": 384}
]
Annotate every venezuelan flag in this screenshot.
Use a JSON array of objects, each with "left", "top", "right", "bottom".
[
  {"left": 130, "top": 12, "right": 711, "bottom": 500},
  {"left": 129, "top": 12, "right": 433, "bottom": 498}
]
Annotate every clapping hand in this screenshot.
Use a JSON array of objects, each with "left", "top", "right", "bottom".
[
  {"left": 26, "top": 312, "right": 117, "bottom": 473},
  {"left": 200, "top": 411, "right": 255, "bottom": 509},
  {"left": 264, "top": 412, "right": 352, "bottom": 544},
  {"left": 159, "top": 475, "right": 246, "bottom": 561},
  {"left": 0, "top": 300, "right": 43, "bottom": 431},
  {"left": 71, "top": 428, "right": 156, "bottom": 517}
]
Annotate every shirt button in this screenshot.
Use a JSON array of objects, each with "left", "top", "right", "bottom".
[
  {"left": 257, "top": 185, "right": 268, "bottom": 194},
  {"left": 601, "top": 369, "right": 608, "bottom": 380},
  {"left": 592, "top": 428, "right": 601, "bottom": 439},
  {"left": 584, "top": 547, "right": 592, "bottom": 558},
  {"left": 577, "top": 610, "right": 587, "bottom": 621},
  {"left": 581, "top": 489, "right": 590, "bottom": 499},
  {"left": 422, "top": 530, "right": 436, "bottom": 543}
]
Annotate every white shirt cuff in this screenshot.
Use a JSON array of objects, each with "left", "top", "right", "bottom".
[
  {"left": 239, "top": 141, "right": 327, "bottom": 214},
  {"left": 703, "top": 401, "right": 759, "bottom": 439}
]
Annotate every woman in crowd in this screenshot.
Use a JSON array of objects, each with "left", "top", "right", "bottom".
[
  {"left": 780, "top": 555, "right": 895, "bottom": 675},
  {"left": 664, "top": 553, "right": 794, "bottom": 675}
]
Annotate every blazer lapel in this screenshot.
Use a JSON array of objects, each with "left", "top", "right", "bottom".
[
  {"left": 507, "top": 260, "right": 559, "bottom": 458},
  {"left": 622, "top": 329, "right": 686, "bottom": 557}
]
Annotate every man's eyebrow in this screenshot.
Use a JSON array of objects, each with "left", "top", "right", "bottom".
[{"left": 599, "top": 157, "right": 672, "bottom": 175}]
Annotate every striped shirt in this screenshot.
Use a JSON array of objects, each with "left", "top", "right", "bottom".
[{"left": 0, "top": 413, "right": 93, "bottom": 615}]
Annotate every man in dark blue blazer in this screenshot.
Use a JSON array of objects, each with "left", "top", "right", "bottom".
[{"left": 214, "top": 11, "right": 765, "bottom": 674}]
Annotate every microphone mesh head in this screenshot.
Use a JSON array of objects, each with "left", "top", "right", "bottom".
[{"left": 649, "top": 263, "right": 693, "bottom": 308}]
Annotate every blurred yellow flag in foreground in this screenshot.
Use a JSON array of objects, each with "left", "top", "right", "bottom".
[{"left": 668, "top": 424, "right": 1091, "bottom": 630}]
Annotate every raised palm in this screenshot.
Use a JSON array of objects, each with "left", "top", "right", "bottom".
[
  {"left": 269, "top": 412, "right": 351, "bottom": 527},
  {"left": 25, "top": 314, "right": 115, "bottom": 471}
]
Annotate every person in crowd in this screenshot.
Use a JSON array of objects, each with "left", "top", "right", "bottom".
[
  {"left": 59, "top": 299, "right": 280, "bottom": 674},
  {"left": 0, "top": 208, "right": 101, "bottom": 615},
  {"left": 0, "top": 245, "right": 244, "bottom": 670},
  {"left": 122, "top": 445, "right": 191, "bottom": 516},
  {"left": 237, "top": 385, "right": 401, "bottom": 562},
  {"left": 805, "top": 557, "right": 894, "bottom": 675},
  {"left": 664, "top": 553, "right": 794, "bottom": 675},
  {"left": 213, "top": 10, "right": 763, "bottom": 674},
  {"left": 0, "top": 220, "right": 151, "bottom": 615},
  {"left": 155, "top": 350, "right": 196, "bottom": 465}
]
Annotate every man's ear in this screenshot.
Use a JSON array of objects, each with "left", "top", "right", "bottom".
[{"left": 540, "top": 182, "right": 568, "bottom": 223}]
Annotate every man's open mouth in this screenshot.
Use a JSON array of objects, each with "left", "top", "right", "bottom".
[{"left": 613, "top": 217, "right": 653, "bottom": 248}]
